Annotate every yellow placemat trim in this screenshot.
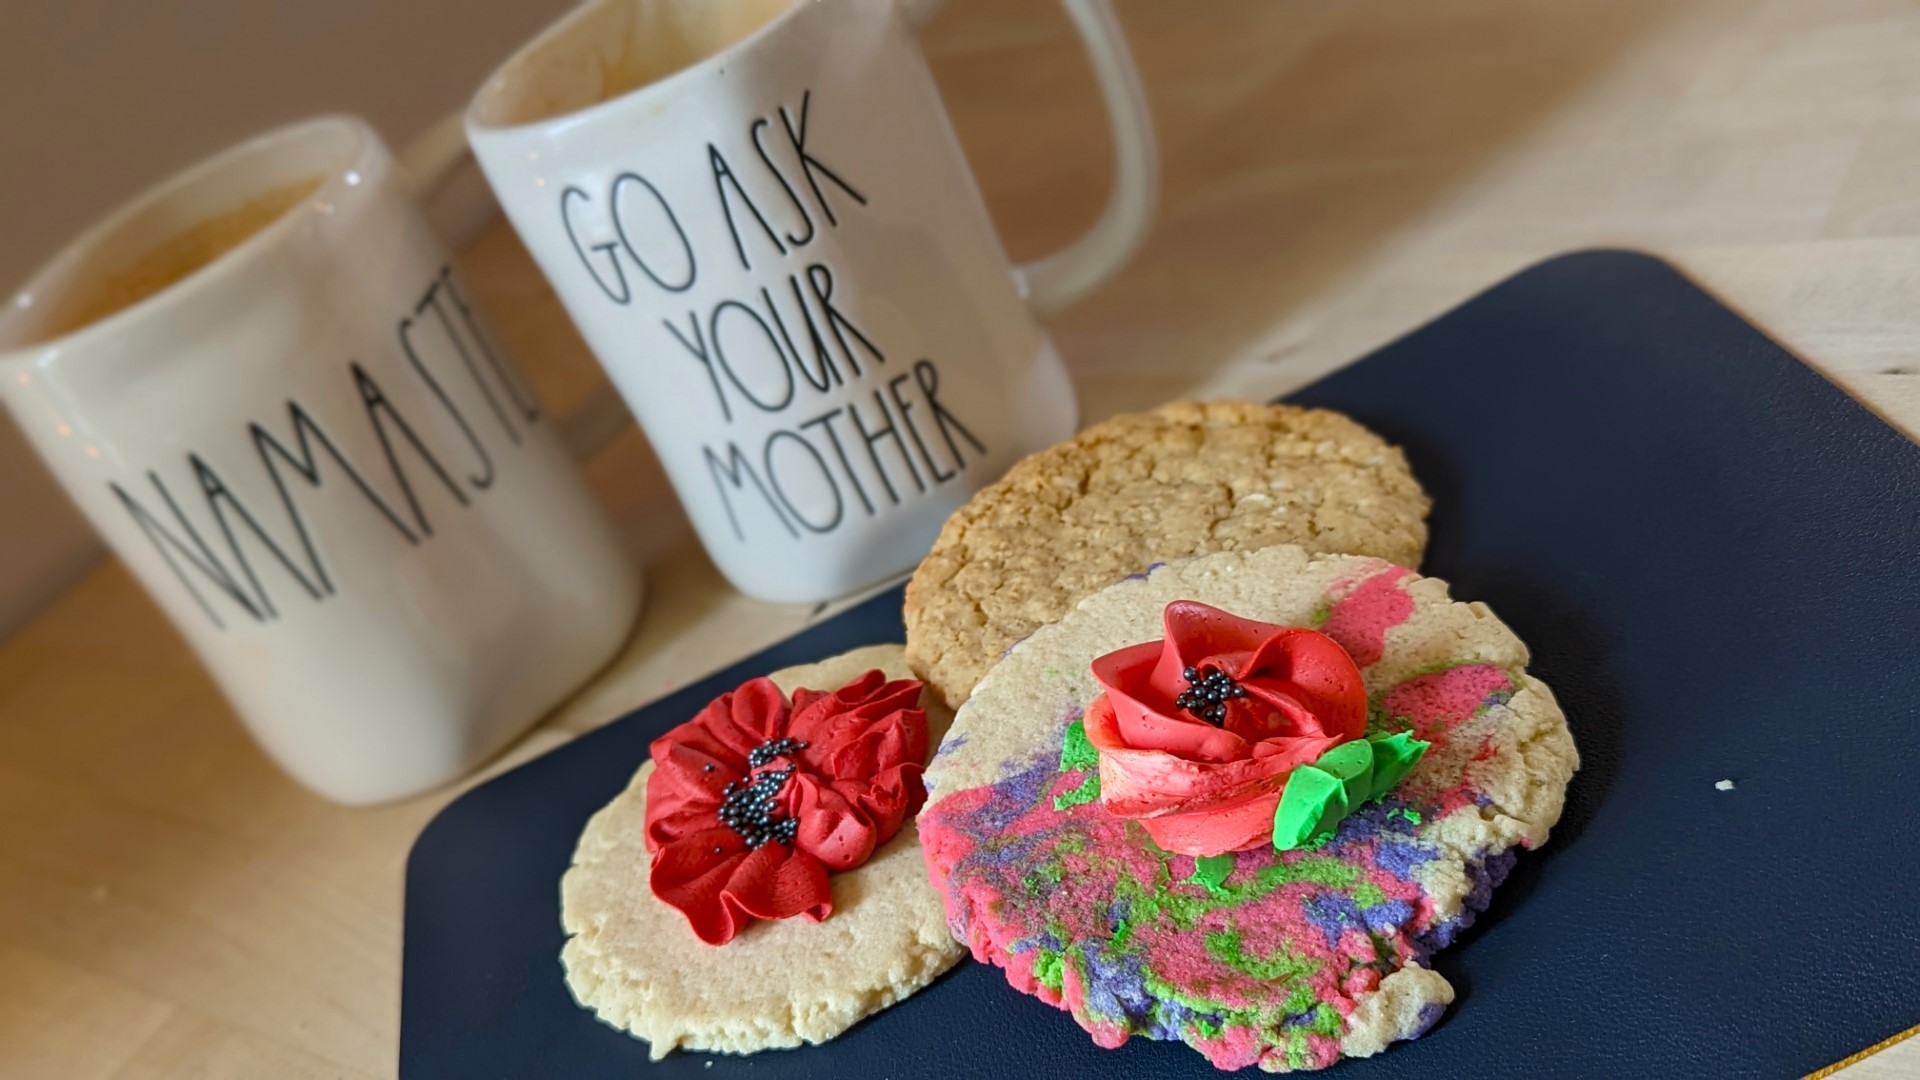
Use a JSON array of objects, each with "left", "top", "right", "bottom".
[{"left": 1807, "top": 1022, "right": 1920, "bottom": 1079}]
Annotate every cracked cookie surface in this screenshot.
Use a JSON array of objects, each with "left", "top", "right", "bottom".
[{"left": 904, "top": 401, "right": 1430, "bottom": 708}]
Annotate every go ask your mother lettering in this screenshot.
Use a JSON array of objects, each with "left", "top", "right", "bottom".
[{"left": 556, "top": 88, "right": 987, "bottom": 542}]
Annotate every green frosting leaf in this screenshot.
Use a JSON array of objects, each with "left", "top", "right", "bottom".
[
  {"left": 1365, "top": 730, "right": 1431, "bottom": 796},
  {"left": 1059, "top": 719, "right": 1099, "bottom": 772},
  {"left": 1185, "top": 853, "right": 1235, "bottom": 897},
  {"left": 1272, "top": 732, "right": 1433, "bottom": 851},
  {"left": 1271, "top": 765, "right": 1350, "bottom": 851},
  {"left": 1313, "top": 739, "right": 1376, "bottom": 806}
]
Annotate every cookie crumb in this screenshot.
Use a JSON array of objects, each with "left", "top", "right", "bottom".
[{"left": 1715, "top": 779, "right": 1735, "bottom": 791}]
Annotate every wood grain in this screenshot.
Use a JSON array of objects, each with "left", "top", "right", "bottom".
[{"left": 2, "top": 1, "right": 1916, "bottom": 1076}]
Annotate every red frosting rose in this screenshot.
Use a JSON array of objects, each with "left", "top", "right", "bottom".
[
  {"left": 644, "top": 670, "right": 930, "bottom": 945},
  {"left": 1084, "top": 600, "right": 1367, "bottom": 856}
]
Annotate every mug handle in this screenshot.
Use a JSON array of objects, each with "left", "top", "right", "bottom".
[{"left": 902, "top": 0, "right": 1160, "bottom": 314}]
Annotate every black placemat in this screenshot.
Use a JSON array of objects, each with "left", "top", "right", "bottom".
[{"left": 401, "top": 251, "right": 1920, "bottom": 1078}]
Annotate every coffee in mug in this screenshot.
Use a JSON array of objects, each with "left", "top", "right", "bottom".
[{"left": 43, "top": 177, "right": 322, "bottom": 338}]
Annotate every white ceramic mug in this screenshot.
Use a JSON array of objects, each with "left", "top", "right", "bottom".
[
  {"left": 466, "top": 0, "right": 1157, "bottom": 603},
  {"left": 0, "top": 116, "right": 644, "bottom": 804}
]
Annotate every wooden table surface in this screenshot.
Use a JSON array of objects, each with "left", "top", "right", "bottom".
[{"left": 4, "top": 1, "right": 1918, "bottom": 1076}]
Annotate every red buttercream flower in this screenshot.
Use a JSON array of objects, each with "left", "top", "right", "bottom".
[
  {"left": 1084, "top": 600, "right": 1368, "bottom": 856},
  {"left": 644, "top": 670, "right": 930, "bottom": 945}
]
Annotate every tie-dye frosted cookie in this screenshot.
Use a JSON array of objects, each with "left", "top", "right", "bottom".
[{"left": 918, "top": 546, "right": 1577, "bottom": 1071}]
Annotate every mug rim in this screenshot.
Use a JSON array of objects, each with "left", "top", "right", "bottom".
[
  {"left": 464, "top": 0, "right": 809, "bottom": 138},
  {"left": 0, "top": 114, "right": 381, "bottom": 365}
]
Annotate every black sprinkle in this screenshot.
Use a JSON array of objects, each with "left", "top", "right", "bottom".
[
  {"left": 1175, "top": 667, "right": 1243, "bottom": 726},
  {"left": 717, "top": 739, "right": 807, "bottom": 848}
]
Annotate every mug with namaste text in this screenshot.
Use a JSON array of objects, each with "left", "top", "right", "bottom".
[{"left": 0, "top": 116, "right": 643, "bottom": 803}]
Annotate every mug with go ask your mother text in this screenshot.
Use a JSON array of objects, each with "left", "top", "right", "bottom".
[{"left": 466, "top": 0, "right": 1159, "bottom": 603}]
